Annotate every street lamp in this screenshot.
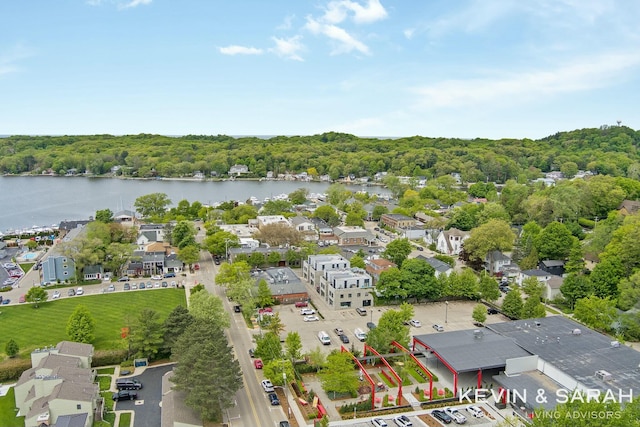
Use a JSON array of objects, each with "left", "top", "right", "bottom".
[
  {"left": 445, "top": 300, "right": 449, "bottom": 324},
  {"left": 224, "top": 238, "right": 232, "bottom": 261}
]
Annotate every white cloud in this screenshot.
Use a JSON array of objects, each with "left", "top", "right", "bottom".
[
  {"left": 0, "top": 43, "right": 33, "bottom": 77},
  {"left": 322, "top": 0, "right": 388, "bottom": 24},
  {"left": 119, "top": 0, "right": 152, "bottom": 9},
  {"left": 219, "top": 45, "right": 263, "bottom": 56},
  {"left": 305, "top": 17, "right": 369, "bottom": 55},
  {"left": 269, "top": 36, "right": 305, "bottom": 61},
  {"left": 414, "top": 51, "right": 640, "bottom": 108},
  {"left": 403, "top": 28, "right": 415, "bottom": 39},
  {"left": 276, "top": 14, "right": 295, "bottom": 30}
]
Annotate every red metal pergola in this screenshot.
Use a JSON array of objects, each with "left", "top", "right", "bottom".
[
  {"left": 390, "top": 340, "right": 433, "bottom": 400},
  {"left": 364, "top": 344, "right": 404, "bottom": 404},
  {"left": 412, "top": 336, "right": 459, "bottom": 395},
  {"left": 340, "top": 345, "right": 377, "bottom": 410}
]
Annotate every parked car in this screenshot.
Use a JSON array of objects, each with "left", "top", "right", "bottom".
[
  {"left": 68, "top": 289, "right": 76, "bottom": 297},
  {"left": 161, "top": 281, "right": 168, "bottom": 287},
  {"left": 295, "top": 301, "right": 308, "bottom": 308},
  {"left": 248, "top": 348, "right": 255, "bottom": 358},
  {"left": 254, "top": 359, "right": 263, "bottom": 369},
  {"left": 123, "top": 283, "right": 130, "bottom": 290},
  {"left": 433, "top": 324, "right": 444, "bottom": 332},
  {"left": 372, "top": 418, "right": 388, "bottom": 427},
  {"left": 444, "top": 407, "right": 467, "bottom": 424},
  {"left": 118, "top": 276, "right": 129, "bottom": 282},
  {"left": 304, "top": 315, "right": 320, "bottom": 322},
  {"left": 116, "top": 378, "right": 143, "bottom": 390},
  {"left": 487, "top": 307, "right": 499, "bottom": 315},
  {"left": 112, "top": 390, "right": 137, "bottom": 401},
  {"left": 340, "top": 334, "right": 350, "bottom": 344},
  {"left": 107, "top": 284, "right": 115, "bottom": 292},
  {"left": 139, "top": 283, "right": 146, "bottom": 289},
  {"left": 261, "top": 379, "right": 274, "bottom": 392},
  {"left": 234, "top": 305, "right": 242, "bottom": 313},
  {"left": 367, "top": 322, "right": 377, "bottom": 330},
  {"left": 393, "top": 415, "right": 413, "bottom": 426},
  {"left": 2, "top": 299, "right": 10, "bottom": 305},
  {"left": 409, "top": 319, "right": 422, "bottom": 327},
  {"left": 356, "top": 307, "right": 367, "bottom": 316},
  {"left": 466, "top": 405, "right": 484, "bottom": 418},
  {"left": 75, "top": 287, "right": 84, "bottom": 296},
  {"left": 431, "top": 410, "right": 453, "bottom": 424},
  {"left": 151, "top": 275, "right": 163, "bottom": 280},
  {"left": 131, "top": 283, "right": 138, "bottom": 290},
  {"left": 164, "top": 272, "right": 176, "bottom": 278},
  {"left": 279, "top": 422, "right": 290, "bottom": 427},
  {"left": 194, "top": 264, "right": 200, "bottom": 270},
  {"left": 52, "top": 290, "right": 61, "bottom": 299},
  {"left": 268, "top": 392, "right": 280, "bottom": 405},
  {"left": 417, "top": 246, "right": 424, "bottom": 251},
  {"left": 300, "top": 308, "right": 316, "bottom": 315},
  {"left": 334, "top": 328, "right": 345, "bottom": 336},
  {"left": 19, "top": 295, "right": 26, "bottom": 303}
]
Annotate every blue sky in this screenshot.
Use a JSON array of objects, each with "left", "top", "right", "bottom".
[{"left": 1, "top": 0, "right": 639, "bottom": 139}]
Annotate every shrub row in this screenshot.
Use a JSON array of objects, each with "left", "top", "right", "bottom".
[
  {"left": 91, "top": 349, "right": 128, "bottom": 367},
  {"left": 0, "top": 357, "right": 31, "bottom": 382}
]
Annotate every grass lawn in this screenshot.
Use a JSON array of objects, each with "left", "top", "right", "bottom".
[
  {"left": 0, "top": 387, "right": 24, "bottom": 427},
  {"left": 118, "top": 412, "right": 132, "bottom": 427},
  {"left": 97, "top": 367, "right": 115, "bottom": 375},
  {"left": 407, "top": 368, "right": 428, "bottom": 384},
  {"left": 97, "top": 375, "right": 112, "bottom": 391},
  {"left": 0, "top": 289, "right": 186, "bottom": 357}
]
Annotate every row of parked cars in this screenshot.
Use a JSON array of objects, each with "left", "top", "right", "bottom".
[
  {"left": 112, "top": 378, "right": 143, "bottom": 401},
  {"left": 370, "top": 404, "right": 484, "bottom": 426},
  {"left": 2, "top": 262, "right": 24, "bottom": 287}
]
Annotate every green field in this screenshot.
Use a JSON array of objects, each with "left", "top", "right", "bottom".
[
  {"left": 0, "top": 387, "right": 23, "bottom": 427},
  {"left": 0, "top": 289, "right": 186, "bottom": 357}
]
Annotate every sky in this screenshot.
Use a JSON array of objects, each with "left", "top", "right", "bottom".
[{"left": 1, "top": 0, "right": 639, "bottom": 139}]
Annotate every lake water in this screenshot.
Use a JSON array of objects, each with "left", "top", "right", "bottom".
[{"left": 0, "top": 176, "right": 390, "bottom": 232}]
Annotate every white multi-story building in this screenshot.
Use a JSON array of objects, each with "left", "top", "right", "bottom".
[
  {"left": 302, "top": 254, "right": 349, "bottom": 290},
  {"left": 320, "top": 268, "right": 373, "bottom": 310}
]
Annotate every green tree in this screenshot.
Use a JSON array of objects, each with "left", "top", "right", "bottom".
[
  {"left": 267, "top": 251, "right": 281, "bottom": 265},
  {"left": 256, "top": 279, "right": 274, "bottom": 308},
  {"left": 284, "top": 331, "right": 303, "bottom": 361},
  {"left": 564, "top": 239, "right": 585, "bottom": 274},
  {"left": 248, "top": 251, "right": 266, "bottom": 268},
  {"left": 171, "top": 318, "right": 242, "bottom": 422},
  {"left": 313, "top": 205, "right": 341, "bottom": 227},
  {"left": 263, "top": 358, "right": 295, "bottom": 386},
  {"left": 129, "top": 308, "right": 165, "bottom": 360},
  {"left": 573, "top": 295, "right": 617, "bottom": 332},
  {"left": 478, "top": 273, "right": 501, "bottom": 302},
  {"left": 172, "top": 221, "right": 196, "bottom": 247},
  {"left": 134, "top": 192, "right": 171, "bottom": 219},
  {"left": 590, "top": 257, "right": 625, "bottom": 298},
  {"left": 372, "top": 205, "right": 389, "bottom": 221},
  {"left": 366, "top": 308, "right": 411, "bottom": 352},
  {"left": 289, "top": 188, "right": 309, "bottom": 205},
  {"left": 202, "top": 231, "right": 239, "bottom": 257},
  {"left": 559, "top": 273, "right": 592, "bottom": 310},
  {"left": 162, "top": 305, "right": 194, "bottom": 355},
  {"left": 327, "top": 183, "right": 351, "bottom": 205},
  {"left": 25, "top": 286, "right": 48, "bottom": 308},
  {"left": 344, "top": 211, "right": 364, "bottom": 226},
  {"left": 501, "top": 289, "right": 524, "bottom": 320},
  {"left": 95, "top": 208, "right": 114, "bottom": 223},
  {"left": 535, "top": 221, "right": 574, "bottom": 260},
  {"left": 463, "top": 219, "right": 516, "bottom": 263},
  {"left": 472, "top": 304, "right": 487, "bottom": 324},
  {"left": 216, "top": 261, "right": 251, "bottom": 286},
  {"left": 319, "top": 351, "right": 359, "bottom": 398},
  {"left": 189, "top": 290, "right": 230, "bottom": 329},
  {"left": 255, "top": 332, "right": 283, "bottom": 363},
  {"left": 5, "top": 338, "right": 19, "bottom": 358},
  {"left": 261, "top": 199, "right": 293, "bottom": 215},
  {"left": 521, "top": 296, "right": 546, "bottom": 319},
  {"left": 178, "top": 244, "right": 201, "bottom": 270},
  {"left": 66, "top": 305, "right": 95, "bottom": 343},
  {"left": 375, "top": 267, "right": 408, "bottom": 300},
  {"left": 521, "top": 277, "right": 545, "bottom": 298},
  {"left": 264, "top": 312, "right": 285, "bottom": 336},
  {"left": 446, "top": 268, "right": 480, "bottom": 299},
  {"left": 383, "top": 238, "right": 413, "bottom": 267},
  {"left": 618, "top": 271, "right": 640, "bottom": 311},
  {"left": 349, "top": 254, "right": 366, "bottom": 269}
]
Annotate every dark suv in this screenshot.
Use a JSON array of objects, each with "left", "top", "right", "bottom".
[{"left": 112, "top": 390, "right": 137, "bottom": 401}]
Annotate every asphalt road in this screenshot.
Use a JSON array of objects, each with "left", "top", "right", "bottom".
[{"left": 195, "top": 241, "right": 289, "bottom": 427}]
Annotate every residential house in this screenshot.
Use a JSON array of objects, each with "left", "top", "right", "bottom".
[
  {"left": 289, "top": 216, "right": 318, "bottom": 241},
  {"left": 137, "top": 224, "right": 165, "bottom": 244},
  {"left": 320, "top": 268, "right": 373, "bottom": 310},
  {"left": 254, "top": 267, "right": 308, "bottom": 305},
  {"left": 15, "top": 342, "right": 97, "bottom": 427},
  {"left": 545, "top": 276, "right": 564, "bottom": 300},
  {"left": 82, "top": 265, "right": 104, "bottom": 281},
  {"left": 333, "top": 226, "right": 375, "bottom": 246},
  {"left": 228, "top": 164, "right": 249, "bottom": 176},
  {"left": 239, "top": 238, "right": 260, "bottom": 249},
  {"left": 41, "top": 256, "right": 75, "bottom": 284},
  {"left": 485, "top": 251, "right": 512, "bottom": 276},
  {"left": 365, "top": 258, "right": 396, "bottom": 285},
  {"left": 303, "top": 254, "right": 349, "bottom": 290},
  {"left": 400, "top": 225, "right": 426, "bottom": 240},
  {"left": 57, "top": 221, "right": 91, "bottom": 239},
  {"left": 618, "top": 200, "right": 640, "bottom": 216},
  {"left": 380, "top": 214, "right": 416, "bottom": 230},
  {"left": 256, "top": 215, "right": 290, "bottom": 230},
  {"left": 310, "top": 217, "right": 333, "bottom": 235},
  {"left": 113, "top": 210, "right": 136, "bottom": 223},
  {"left": 141, "top": 242, "right": 173, "bottom": 276},
  {"left": 516, "top": 269, "right": 553, "bottom": 287},
  {"left": 538, "top": 260, "right": 566, "bottom": 277},
  {"left": 436, "top": 228, "right": 469, "bottom": 255},
  {"left": 415, "top": 255, "right": 453, "bottom": 278}
]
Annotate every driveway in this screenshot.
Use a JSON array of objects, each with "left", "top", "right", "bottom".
[{"left": 114, "top": 364, "right": 175, "bottom": 427}]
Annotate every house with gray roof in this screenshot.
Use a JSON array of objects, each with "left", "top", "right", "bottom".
[
  {"left": 415, "top": 255, "right": 453, "bottom": 277},
  {"left": 15, "top": 341, "right": 97, "bottom": 427},
  {"left": 254, "top": 267, "right": 308, "bottom": 305},
  {"left": 484, "top": 250, "right": 512, "bottom": 275},
  {"left": 436, "top": 228, "right": 469, "bottom": 255},
  {"left": 113, "top": 210, "right": 136, "bottom": 223},
  {"left": 333, "top": 226, "right": 375, "bottom": 246}
]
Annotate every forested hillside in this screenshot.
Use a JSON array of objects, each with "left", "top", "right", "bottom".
[{"left": 1, "top": 126, "right": 638, "bottom": 181}]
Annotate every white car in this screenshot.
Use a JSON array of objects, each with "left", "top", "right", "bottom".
[
  {"left": 304, "top": 315, "right": 320, "bottom": 322},
  {"left": 76, "top": 287, "right": 84, "bottom": 296},
  {"left": 393, "top": 415, "right": 413, "bottom": 427},
  {"left": 151, "top": 275, "right": 163, "bottom": 280},
  {"left": 52, "top": 290, "right": 60, "bottom": 299},
  {"left": 432, "top": 324, "right": 444, "bottom": 332},
  {"left": 372, "top": 418, "right": 388, "bottom": 427},
  {"left": 466, "top": 405, "right": 484, "bottom": 418},
  {"left": 300, "top": 308, "right": 315, "bottom": 315},
  {"left": 261, "top": 379, "right": 274, "bottom": 393},
  {"left": 445, "top": 407, "right": 467, "bottom": 424},
  {"left": 409, "top": 319, "right": 421, "bottom": 328}
]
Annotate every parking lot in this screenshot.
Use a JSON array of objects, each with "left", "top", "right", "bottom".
[{"left": 273, "top": 284, "right": 511, "bottom": 355}]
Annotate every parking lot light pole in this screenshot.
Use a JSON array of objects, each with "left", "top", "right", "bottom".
[{"left": 445, "top": 300, "right": 449, "bottom": 323}]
